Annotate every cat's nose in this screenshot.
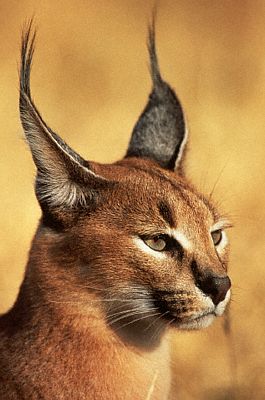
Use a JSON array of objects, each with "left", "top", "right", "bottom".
[{"left": 197, "top": 274, "right": 231, "bottom": 305}]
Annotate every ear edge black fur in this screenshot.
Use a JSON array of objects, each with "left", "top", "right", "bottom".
[
  {"left": 19, "top": 22, "right": 114, "bottom": 212},
  {"left": 126, "top": 19, "right": 188, "bottom": 171}
]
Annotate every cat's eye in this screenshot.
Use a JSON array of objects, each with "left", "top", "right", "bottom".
[
  {"left": 143, "top": 236, "right": 167, "bottom": 251},
  {"left": 211, "top": 229, "right": 223, "bottom": 246}
]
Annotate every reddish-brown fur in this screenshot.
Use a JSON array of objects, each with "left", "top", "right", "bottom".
[{"left": 0, "top": 22, "right": 231, "bottom": 399}]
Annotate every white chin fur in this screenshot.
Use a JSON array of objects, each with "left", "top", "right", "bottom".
[
  {"left": 178, "top": 313, "right": 215, "bottom": 330},
  {"left": 176, "top": 289, "right": 231, "bottom": 331}
]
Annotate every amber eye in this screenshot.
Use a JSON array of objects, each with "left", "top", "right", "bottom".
[
  {"left": 144, "top": 236, "right": 167, "bottom": 251},
  {"left": 211, "top": 229, "right": 223, "bottom": 246}
]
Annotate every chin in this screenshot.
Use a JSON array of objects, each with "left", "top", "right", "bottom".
[
  {"left": 172, "top": 290, "right": 231, "bottom": 331},
  {"left": 177, "top": 313, "right": 216, "bottom": 330}
]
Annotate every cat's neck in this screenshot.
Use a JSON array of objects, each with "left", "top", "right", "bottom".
[
  {"left": 4, "top": 272, "right": 111, "bottom": 343},
  {"left": 2, "top": 274, "right": 172, "bottom": 400}
]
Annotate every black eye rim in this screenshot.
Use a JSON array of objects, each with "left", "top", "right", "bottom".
[
  {"left": 143, "top": 235, "right": 167, "bottom": 251},
  {"left": 141, "top": 234, "right": 169, "bottom": 251},
  {"left": 211, "top": 229, "right": 223, "bottom": 246},
  {"left": 140, "top": 234, "right": 183, "bottom": 254}
]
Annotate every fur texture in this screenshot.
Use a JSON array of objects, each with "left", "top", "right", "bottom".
[{"left": 0, "top": 21, "right": 231, "bottom": 400}]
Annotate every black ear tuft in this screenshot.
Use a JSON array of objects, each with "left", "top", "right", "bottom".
[
  {"left": 19, "top": 21, "right": 112, "bottom": 213},
  {"left": 126, "top": 19, "right": 188, "bottom": 171}
]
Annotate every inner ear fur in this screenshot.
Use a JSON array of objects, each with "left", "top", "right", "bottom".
[
  {"left": 19, "top": 22, "right": 112, "bottom": 216},
  {"left": 126, "top": 19, "right": 188, "bottom": 172}
]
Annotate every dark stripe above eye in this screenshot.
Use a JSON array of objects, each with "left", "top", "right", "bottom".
[{"left": 158, "top": 201, "right": 175, "bottom": 227}]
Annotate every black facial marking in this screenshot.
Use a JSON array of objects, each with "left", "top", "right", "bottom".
[
  {"left": 158, "top": 201, "right": 175, "bottom": 227},
  {"left": 191, "top": 260, "right": 199, "bottom": 281}
]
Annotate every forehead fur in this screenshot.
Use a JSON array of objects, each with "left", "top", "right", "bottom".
[{"left": 88, "top": 157, "right": 219, "bottom": 231}]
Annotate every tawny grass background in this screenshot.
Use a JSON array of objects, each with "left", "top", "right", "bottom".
[{"left": 0, "top": 1, "right": 264, "bottom": 399}]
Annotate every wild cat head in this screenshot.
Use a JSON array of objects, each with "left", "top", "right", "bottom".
[{"left": 20, "top": 21, "right": 231, "bottom": 346}]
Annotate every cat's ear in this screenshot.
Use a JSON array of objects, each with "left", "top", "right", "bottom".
[
  {"left": 126, "top": 21, "right": 188, "bottom": 172},
  {"left": 20, "top": 23, "right": 111, "bottom": 213}
]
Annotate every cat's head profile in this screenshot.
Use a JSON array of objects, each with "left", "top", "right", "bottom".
[{"left": 20, "top": 21, "right": 231, "bottom": 347}]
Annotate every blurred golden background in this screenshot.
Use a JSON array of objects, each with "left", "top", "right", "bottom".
[{"left": 0, "top": 1, "right": 264, "bottom": 399}]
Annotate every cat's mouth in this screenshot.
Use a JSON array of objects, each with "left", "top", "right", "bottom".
[
  {"left": 105, "top": 288, "right": 230, "bottom": 337},
  {"left": 162, "top": 309, "right": 216, "bottom": 330},
  {"left": 153, "top": 290, "right": 224, "bottom": 330}
]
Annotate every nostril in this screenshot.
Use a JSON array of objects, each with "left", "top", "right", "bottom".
[{"left": 197, "top": 274, "right": 231, "bottom": 306}]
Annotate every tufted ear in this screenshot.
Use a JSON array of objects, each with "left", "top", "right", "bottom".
[
  {"left": 126, "top": 21, "right": 188, "bottom": 172},
  {"left": 19, "top": 22, "right": 111, "bottom": 216}
]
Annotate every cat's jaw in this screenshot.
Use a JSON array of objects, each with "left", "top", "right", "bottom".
[
  {"left": 168, "top": 289, "right": 231, "bottom": 330},
  {"left": 176, "top": 312, "right": 216, "bottom": 330}
]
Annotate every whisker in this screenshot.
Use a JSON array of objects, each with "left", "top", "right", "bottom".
[
  {"left": 208, "top": 158, "right": 231, "bottom": 200},
  {"left": 144, "top": 310, "right": 169, "bottom": 332},
  {"left": 46, "top": 297, "right": 152, "bottom": 307},
  {"left": 149, "top": 311, "right": 171, "bottom": 343},
  {"left": 109, "top": 308, "right": 158, "bottom": 326},
  {"left": 145, "top": 370, "right": 159, "bottom": 400},
  {"left": 114, "top": 312, "right": 162, "bottom": 331},
  {"left": 107, "top": 305, "right": 157, "bottom": 320}
]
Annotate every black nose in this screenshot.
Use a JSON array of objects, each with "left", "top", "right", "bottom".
[{"left": 196, "top": 273, "right": 231, "bottom": 305}]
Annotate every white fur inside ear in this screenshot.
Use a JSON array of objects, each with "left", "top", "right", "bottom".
[
  {"left": 21, "top": 98, "right": 108, "bottom": 209},
  {"left": 36, "top": 173, "right": 88, "bottom": 208},
  {"left": 174, "top": 116, "right": 188, "bottom": 170}
]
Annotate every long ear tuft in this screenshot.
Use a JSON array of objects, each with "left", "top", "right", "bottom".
[
  {"left": 126, "top": 18, "right": 188, "bottom": 171},
  {"left": 19, "top": 22, "right": 110, "bottom": 213}
]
